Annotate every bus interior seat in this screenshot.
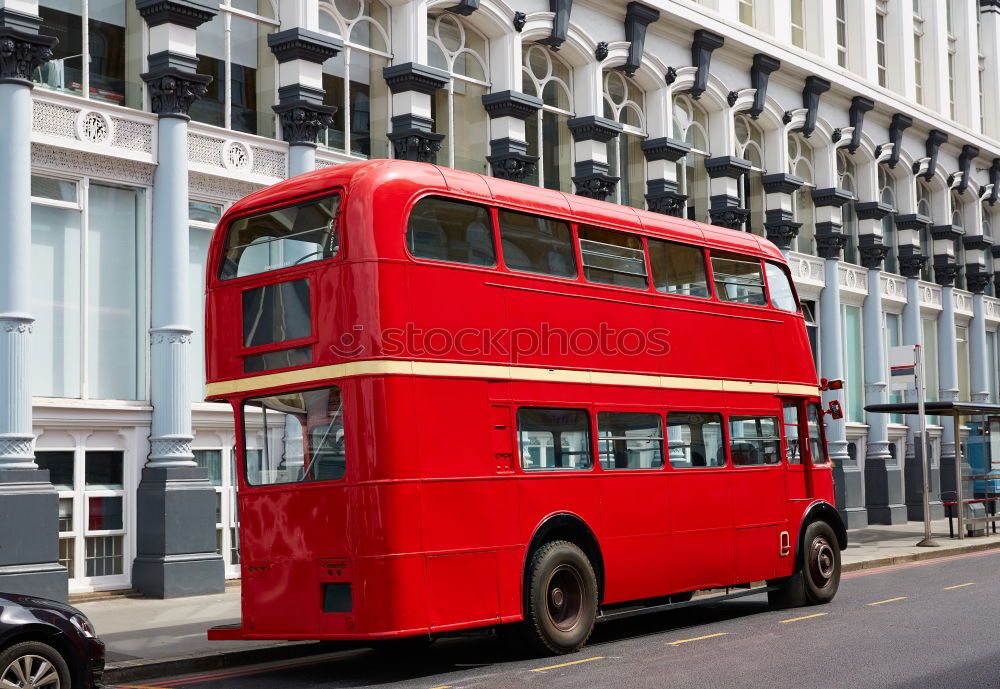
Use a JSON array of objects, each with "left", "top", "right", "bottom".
[
  {"left": 690, "top": 446, "right": 706, "bottom": 467},
  {"left": 731, "top": 442, "right": 758, "bottom": 465},
  {"left": 465, "top": 220, "right": 494, "bottom": 265}
]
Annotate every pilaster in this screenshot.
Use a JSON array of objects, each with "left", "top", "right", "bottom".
[
  {"left": 762, "top": 173, "right": 804, "bottom": 251},
  {"left": 567, "top": 115, "right": 621, "bottom": 201},
  {"left": 384, "top": 62, "right": 448, "bottom": 163},
  {"left": 705, "top": 156, "right": 750, "bottom": 230},
  {"left": 642, "top": 137, "right": 689, "bottom": 216},
  {"left": 482, "top": 90, "right": 540, "bottom": 183}
]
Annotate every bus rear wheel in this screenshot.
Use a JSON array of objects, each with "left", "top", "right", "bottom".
[
  {"left": 522, "top": 540, "right": 598, "bottom": 655},
  {"left": 768, "top": 520, "right": 841, "bottom": 608}
]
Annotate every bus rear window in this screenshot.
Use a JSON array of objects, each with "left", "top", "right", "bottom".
[
  {"left": 243, "top": 386, "right": 345, "bottom": 485},
  {"left": 242, "top": 279, "right": 311, "bottom": 347},
  {"left": 220, "top": 194, "right": 341, "bottom": 280}
]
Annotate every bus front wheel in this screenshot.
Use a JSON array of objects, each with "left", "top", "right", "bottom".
[
  {"left": 769, "top": 520, "right": 841, "bottom": 608},
  {"left": 522, "top": 540, "right": 598, "bottom": 655}
]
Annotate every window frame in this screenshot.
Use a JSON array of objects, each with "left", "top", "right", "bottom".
[{"left": 516, "top": 406, "right": 594, "bottom": 473}]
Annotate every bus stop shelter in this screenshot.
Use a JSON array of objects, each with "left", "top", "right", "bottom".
[{"left": 865, "top": 401, "right": 1000, "bottom": 539}]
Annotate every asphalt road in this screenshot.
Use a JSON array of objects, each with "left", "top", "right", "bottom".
[{"left": 113, "top": 550, "right": 1000, "bottom": 689}]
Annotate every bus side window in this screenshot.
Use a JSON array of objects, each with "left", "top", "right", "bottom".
[
  {"left": 807, "top": 403, "right": 830, "bottom": 465},
  {"left": 517, "top": 407, "right": 592, "bottom": 471},
  {"left": 597, "top": 412, "right": 663, "bottom": 469},
  {"left": 648, "top": 239, "right": 710, "bottom": 297},
  {"left": 666, "top": 412, "right": 725, "bottom": 468},
  {"left": 498, "top": 210, "right": 577, "bottom": 278},
  {"left": 765, "top": 262, "right": 799, "bottom": 312},
  {"left": 711, "top": 253, "right": 767, "bottom": 306},
  {"left": 578, "top": 226, "right": 648, "bottom": 289},
  {"left": 728, "top": 415, "right": 781, "bottom": 466},
  {"left": 782, "top": 402, "right": 803, "bottom": 464},
  {"left": 406, "top": 196, "right": 496, "bottom": 267}
]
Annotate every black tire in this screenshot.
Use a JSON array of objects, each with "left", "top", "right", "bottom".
[
  {"left": 668, "top": 591, "right": 694, "bottom": 604},
  {"left": 521, "top": 540, "right": 598, "bottom": 655},
  {"left": 0, "top": 640, "right": 71, "bottom": 689},
  {"left": 768, "top": 520, "right": 841, "bottom": 608}
]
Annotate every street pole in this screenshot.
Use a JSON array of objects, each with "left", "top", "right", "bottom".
[{"left": 915, "top": 344, "right": 938, "bottom": 547}]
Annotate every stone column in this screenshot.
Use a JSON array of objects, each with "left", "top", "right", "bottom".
[
  {"left": 268, "top": 29, "right": 341, "bottom": 177},
  {"left": 981, "top": 1, "right": 1000, "bottom": 138},
  {"left": 705, "top": 156, "right": 751, "bottom": 230},
  {"left": 482, "top": 90, "right": 541, "bottom": 183},
  {"left": 133, "top": 0, "right": 224, "bottom": 597},
  {"left": 857, "top": 201, "right": 906, "bottom": 523},
  {"left": 964, "top": 235, "right": 992, "bottom": 403},
  {"left": 0, "top": 6, "right": 65, "bottom": 600},
  {"left": 567, "top": 116, "right": 622, "bottom": 201},
  {"left": 762, "top": 173, "right": 804, "bottom": 254},
  {"left": 384, "top": 62, "right": 448, "bottom": 162}
]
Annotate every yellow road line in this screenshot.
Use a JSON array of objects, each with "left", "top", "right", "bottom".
[
  {"left": 944, "top": 582, "right": 976, "bottom": 590},
  {"left": 666, "top": 632, "right": 728, "bottom": 645},
  {"left": 779, "top": 612, "right": 828, "bottom": 623},
  {"left": 531, "top": 656, "right": 605, "bottom": 672},
  {"left": 427, "top": 685, "right": 452, "bottom": 689},
  {"left": 866, "top": 596, "right": 907, "bottom": 606}
]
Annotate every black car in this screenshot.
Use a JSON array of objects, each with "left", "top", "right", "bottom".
[{"left": 0, "top": 592, "right": 105, "bottom": 689}]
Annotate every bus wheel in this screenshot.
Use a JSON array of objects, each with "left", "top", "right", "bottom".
[
  {"left": 522, "top": 540, "right": 598, "bottom": 655},
  {"left": 768, "top": 520, "right": 840, "bottom": 608}
]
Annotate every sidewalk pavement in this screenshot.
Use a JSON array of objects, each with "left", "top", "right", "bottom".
[{"left": 84, "top": 517, "right": 1000, "bottom": 685}]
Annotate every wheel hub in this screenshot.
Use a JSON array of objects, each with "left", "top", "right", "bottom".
[
  {"left": 810, "top": 536, "right": 835, "bottom": 582},
  {"left": 550, "top": 587, "right": 565, "bottom": 609},
  {"left": 545, "top": 564, "right": 585, "bottom": 632}
]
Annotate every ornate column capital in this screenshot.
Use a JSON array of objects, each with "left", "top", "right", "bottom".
[
  {"left": 763, "top": 209, "right": 801, "bottom": 250},
  {"left": 645, "top": 180, "right": 686, "bottom": 217},
  {"left": 966, "top": 270, "right": 991, "bottom": 294},
  {"left": 387, "top": 114, "right": 444, "bottom": 163},
  {"left": 274, "top": 102, "right": 336, "bottom": 147},
  {"left": 817, "top": 232, "right": 847, "bottom": 259},
  {"left": 572, "top": 161, "right": 618, "bottom": 201},
  {"left": 898, "top": 248, "right": 928, "bottom": 278},
  {"left": 708, "top": 194, "right": 748, "bottom": 230},
  {"left": 932, "top": 258, "right": 961, "bottom": 287},
  {"left": 0, "top": 10, "right": 57, "bottom": 87},
  {"left": 487, "top": 138, "right": 537, "bottom": 183},
  {"left": 141, "top": 51, "right": 212, "bottom": 119},
  {"left": 859, "top": 236, "right": 890, "bottom": 269}
]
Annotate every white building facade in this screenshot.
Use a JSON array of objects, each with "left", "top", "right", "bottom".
[{"left": 2, "top": 0, "right": 1000, "bottom": 597}]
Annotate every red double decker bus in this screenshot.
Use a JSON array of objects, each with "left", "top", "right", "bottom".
[{"left": 205, "top": 159, "right": 845, "bottom": 654}]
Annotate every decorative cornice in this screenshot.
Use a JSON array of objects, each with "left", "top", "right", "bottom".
[
  {"left": 811, "top": 187, "right": 854, "bottom": 208},
  {"left": 858, "top": 235, "right": 890, "bottom": 269},
  {"left": 704, "top": 155, "right": 751, "bottom": 180},
  {"left": 444, "top": 0, "right": 479, "bottom": 16},
  {"left": 567, "top": 115, "right": 622, "bottom": 143},
  {"left": 748, "top": 53, "right": 780, "bottom": 119},
  {"left": 963, "top": 234, "right": 993, "bottom": 251},
  {"left": 538, "top": 0, "right": 573, "bottom": 50},
  {"left": 932, "top": 257, "right": 961, "bottom": 287},
  {"left": 573, "top": 160, "right": 618, "bottom": 201},
  {"left": 135, "top": 0, "right": 217, "bottom": 29},
  {"left": 383, "top": 62, "right": 449, "bottom": 95},
  {"left": 487, "top": 138, "right": 537, "bottom": 183},
  {"left": 620, "top": 1, "right": 659, "bottom": 77},
  {"left": 640, "top": 137, "right": 690, "bottom": 162},
  {"left": 481, "top": 90, "right": 542, "bottom": 120},
  {"left": 268, "top": 28, "right": 341, "bottom": 64},
  {"left": 761, "top": 173, "right": 804, "bottom": 195},
  {"left": 387, "top": 114, "right": 444, "bottom": 163},
  {"left": 955, "top": 144, "right": 980, "bottom": 194},
  {"left": 787, "top": 76, "right": 830, "bottom": 138},
  {"left": 141, "top": 51, "right": 211, "bottom": 119},
  {"left": 688, "top": 29, "right": 723, "bottom": 100},
  {"left": 0, "top": 10, "right": 57, "bottom": 86},
  {"left": 895, "top": 213, "right": 932, "bottom": 231},
  {"left": 930, "top": 224, "right": 964, "bottom": 241},
  {"left": 855, "top": 201, "right": 894, "bottom": 221}
]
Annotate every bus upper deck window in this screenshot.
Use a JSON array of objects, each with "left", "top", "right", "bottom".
[
  {"left": 498, "top": 210, "right": 577, "bottom": 278},
  {"left": 578, "top": 226, "right": 647, "bottom": 289},
  {"left": 765, "top": 262, "right": 799, "bottom": 312},
  {"left": 648, "top": 239, "right": 709, "bottom": 297},
  {"left": 406, "top": 196, "right": 496, "bottom": 266},
  {"left": 220, "top": 194, "right": 341, "bottom": 280},
  {"left": 711, "top": 254, "right": 766, "bottom": 306}
]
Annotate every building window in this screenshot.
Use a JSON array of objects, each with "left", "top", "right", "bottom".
[
  {"left": 947, "top": 0, "right": 958, "bottom": 121},
  {"left": 987, "top": 329, "right": 998, "bottom": 402},
  {"left": 838, "top": 150, "right": 859, "bottom": 265},
  {"left": 913, "top": 0, "right": 924, "bottom": 105},
  {"left": 193, "top": 448, "right": 241, "bottom": 575},
  {"left": 788, "top": 133, "right": 815, "bottom": 254},
  {"left": 917, "top": 179, "right": 933, "bottom": 281},
  {"left": 673, "top": 94, "right": 710, "bottom": 223},
  {"left": 189, "top": 201, "right": 225, "bottom": 402},
  {"left": 739, "top": 0, "right": 754, "bottom": 27},
  {"left": 428, "top": 13, "right": 490, "bottom": 174},
  {"left": 922, "top": 317, "right": 938, "bottom": 402},
  {"left": 192, "top": 0, "right": 280, "bottom": 138},
  {"left": 835, "top": 0, "right": 848, "bottom": 67},
  {"left": 842, "top": 305, "right": 864, "bottom": 422},
  {"left": 603, "top": 70, "right": 646, "bottom": 208},
  {"left": 876, "top": 1, "right": 888, "bottom": 87},
  {"left": 983, "top": 205, "right": 994, "bottom": 296},
  {"left": 791, "top": 0, "right": 805, "bottom": 48},
  {"left": 957, "top": 325, "right": 969, "bottom": 402},
  {"left": 33, "top": 0, "right": 144, "bottom": 108},
  {"left": 318, "top": 0, "right": 391, "bottom": 158},
  {"left": 734, "top": 114, "right": 764, "bottom": 235},
  {"left": 885, "top": 311, "right": 904, "bottom": 423},
  {"left": 523, "top": 44, "right": 574, "bottom": 192},
  {"left": 879, "top": 167, "right": 898, "bottom": 273},
  {"left": 951, "top": 190, "right": 965, "bottom": 290},
  {"left": 30, "top": 176, "right": 147, "bottom": 401}
]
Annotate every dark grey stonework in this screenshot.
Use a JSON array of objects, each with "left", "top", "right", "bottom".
[
  {"left": 859, "top": 234, "right": 890, "bottom": 269},
  {"left": 761, "top": 173, "right": 803, "bottom": 194},
  {"left": 267, "top": 28, "right": 341, "bottom": 64},
  {"left": 932, "top": 256, "right": 961, "bottom": 287},
  {"left": 763, "top": 208, "right": 801, "bottom": 249},
  {"left": 572, "top": 160, "right": 618, "bottom": 201},
  {"left": 875, "top": 113, "right": 912, "bottom": 170},
  {"left": 905, "top": 444, "right": 944, "bottom": 521},
  {"left": 688, "top": 29, "right": 723, "bottom": 100},
  {"left": 915, "top": 129, "right": 948, "bottom": 180},
  {"left": 0, "top": 470, "right": 67, "bottom": 602},
  {"left": 566, "top": 115, "right": 622, "bottom": 143},
  {"left": 640, "top": 137, "right": 690, "bottom": 162},
  {"left": 0, "top": 9, "right": 57, "bottom": 86},
  {"left": 811, "top": 187, "right": 854, "bottom": 208},
  {"left": 481, "top": 90, "right": 542, "bottom": 120},
  {"left": 708, "top": 194, "right": 748, "bottom": 230},
  {"left": 785, "top": 75, "right": 829, "bottom": 138},
  {"left": 865, "top": 461, "right": 909, "bottom": 524},
  {"left": 855, "top": 200, "right": 894, "bottom": 221},
  {"left": 835, "top": 96, "right": 874, "bottom": 154},
  {"left": 538, "top": 0, "right": 573, "bottom": 50},
  {"left": 274, "top": 101, "right": 336, "bottom": 146},
  {"left": 141, "top": 51, "right": 212, "bottom": 119},
  {"left": 704, "top": 155, "right": 750, "bottom": 179},
  {"left": 132, "top": 466, "right": 224, "bottom": 598},
  {"left": 816, "top": 223, "right": 847, "bottom": 259},
  {"left": 895, "top": 213, "right": 932, "bottom": 231},
  {"left": 487, "top": 137, "right": 537, "bottom": 182},
  {"left": 954, "top": 144, "right": 980, "bottom": 194},
  {"left": 898, "top": 245, "right": 928, "bottom": 278},
  {"left": 444, "top": 0, "right": 479, "bottom": 16},
  {"left": 966, "top": 269, "right": 991, "bottom": 294},
  {"left": 833, "top": 458, "right": 868, "bottom": 529},
  {"left": 383, "top": 62, "right": 449, "bottom": 95},
  {"left": 135, "top": 0, "right": 217, "bottom": 29},
  {"left": 387, "top": 114, "right": 444, "bottom": 163},
  {"left": 620, "top": 2, "right": 659, "bottom": 77},
  {"left": 747, "top": 53, "right": 780, "bottom": 119},
  {"left": 930, "top": 224, "right": 964, "bottom": 241},
  {"left": 964, "top": 234, "right": 993, "bottom": 251},
  {"left": 645, "top": 179, "right": 686, "bottom": 216}
]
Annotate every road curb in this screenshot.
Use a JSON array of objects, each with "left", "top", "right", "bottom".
[{"left": 842, "top": 538, "right": 1000, "bottom": 573}]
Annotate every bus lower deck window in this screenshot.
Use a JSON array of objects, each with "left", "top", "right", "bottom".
[
  {"left": 729, "top": 415, "right": 781, "bottom": 465},
  {"left": 597, "top": 412, "right": 663, "bottom": 469},
  {"left": 517, "top": 408, "right": 592, "bottom": 471},
  {"left": 666, "top": 412, "right": 725, "bottom": 468}
]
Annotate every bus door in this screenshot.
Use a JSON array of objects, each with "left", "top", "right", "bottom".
[
  {"left": 804, "top": 401, "right": 836, "bottom": 504},
  {"left": 782, "top": 399, "right": 811, "bottom": 501}
]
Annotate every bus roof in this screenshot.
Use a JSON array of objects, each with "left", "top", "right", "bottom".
[{"left": 215, "top": 159, "right": 786, "bottom": 264}]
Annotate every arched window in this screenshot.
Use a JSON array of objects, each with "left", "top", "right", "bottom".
[
  {"left": 879, "top": 166, "right": 898, "bottom": 274},
  {"left": 837, "top": 150, "right": 859, "bottom": 264},
  {"left": 427, "top": 14, "right": 490, "bottom": 173},
  {"left": 523, "top": 44, "right": 574, "bottom": 192},
  {"left": 318, "top": 0, "right": 391, "bottom": 158},
  {"left": 984, "top": 205, "right": 995, "bottom": 296},
  {"left": 916, "top": 179, "right": 932, "bottom": 280},
  {"left": 193, "top": 0, "right": 280, "bottom": 137},
  {"left": 951, "top": 190, "right": 966, "bottom": 289},
  {"left": 603, "top": 71, "right": 646, "bottom": 208},
  {"left": 735, "top": 114, "right": 765, "bottom": 235},
  {"left": 788, "top": 133, "right": 815, "bottom": 254},
  {"left": 674, "top": 95, "right": 709, "bottom": 222}
]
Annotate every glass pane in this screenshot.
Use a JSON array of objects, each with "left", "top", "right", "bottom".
[
  {"left": 348, "top": 51, "right": 389, "bottom": 158},
  {"left": 712, "top": 255, "right": 766, "bottom": 305},
  {"left": 451, "top": 80, "right": 489, "bottom": 174},
  {"left": 32, "top": 176, "right": 78, "bottom": 203},
  {"left": 35, "top": 1, "right": 84, "bottom": 96},
  {"left": 766, "top": 263, "right": 798, "bottom": 312},
  {"left": 36, "top": 451, "right": 75, "bottom": 490},
  {"left": 843, "top": 306, "right": 864, "bottom": 422},
  {"left": 59, "top": 537, "right": 74, "bottom": 575},
  {"left": 783, "top": 403, "right": 802, "bottom": 464},
  {"left": 189, "top": 201, "right": 223, "bottom": 224},
  {"left": 807, "top": 403, "right": 828, "bottom": 465},
  {"left": 85, "top": 451, "right": 124, "bottom": 489},
  {"left": 244, "top": 386, "right": 345, "bottom": 485},
  {"left": 597, "top": 412, "right": 663, "bottom": 470},
  {"left": 666, "top": 412, "right": 725, "bottom": 468},
  {"left": 221, "top": 195, "right": 341, "bottom": 279},
  {"left": 194, "top": 449, "right": 223, "bottom": 486},
  {"left": 517, "top": 408, "right": 592, "bottom": 471},
  {"left": 88, "top": 495, "right": 123, "bottom": 531},
  {"left": 244, "top": 346, "right": 312, "bottom": 373},
  {"left": 89, "top": 0, "right": 128, "bottom": 105},
  {"left": 649, "top": 239, "right": 709, "bottom": 297},
  {"left": 729, "top": 416, "right": 781, "bottom": 465},
  {"left": 579, "top": 225, "right": 646, "bottom": 289},
  {"left": 242, "top": 279, "right": 311, "bottom": 347},
  {"left": 31, "top": 204, "right": 83, "bottom": 398},
  {"left": 541, "top": 111, "right": 573, "bottom": 193},
  {"left": 499, "top": 211, "right": 576, "bottom": 278},
  {"left": 58, "top": 498, "right": 74, "bottom": 532},
  {"left": 189, "top": 226, "right": 211, "bottom": 401},
  {"left": 407, "top": 197, "right": 495, "bottom": 266},
  {"left": 85, "top": 534, "right": 123, "bottom": 577},
  {"left": 87, "top": 184, "right": 144, "bottom": 401}
]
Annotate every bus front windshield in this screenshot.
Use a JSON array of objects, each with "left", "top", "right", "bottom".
[{"left": 243, "top": 386, "right": 345, "bottom": 485}]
